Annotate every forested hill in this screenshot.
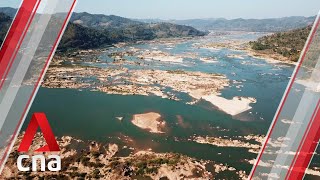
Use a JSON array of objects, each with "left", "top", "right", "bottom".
[
  {"left": 0, "top": 13, "right": 11, "bottom": 45},
  {"left": 249, "top": 26, "right": 312, "bottom": 62},
  {"left": 0, "top": 8, "right": 207, "bottom": 52}
]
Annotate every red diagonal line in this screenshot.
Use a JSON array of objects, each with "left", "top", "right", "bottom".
[
  {"left": 249, "top": 17, "right": 320, "bottom": 179},
  {"left": 286, "top": 99, "right": 320, "bottom": 180},
  {"left": 0, "top": 0, "right": 77, "bottom": 168},
  {"left": 285, "top": 99, "right": 320, "bottom": 179},
  {"left": 0, "top": 0, "right": 40, "bottom": 90}
]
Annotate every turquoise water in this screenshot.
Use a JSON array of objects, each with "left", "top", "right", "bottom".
[
  {"left": 76, "top": 32, "right": 295, "bottom": 122},
  {"left": 26, "top": 32, "right": 298, "bottom": 175},
  {"left": 27, "top": 88, "right": 265, "bottom": 173}
]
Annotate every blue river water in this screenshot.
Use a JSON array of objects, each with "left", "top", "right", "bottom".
[{"left": 26, "top": 32, "right": 301, "bottom": 177}]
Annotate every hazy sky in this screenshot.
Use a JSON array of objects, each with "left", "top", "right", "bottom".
[{"left": 1, "top": 0, "right": 320, "bottom": 20}]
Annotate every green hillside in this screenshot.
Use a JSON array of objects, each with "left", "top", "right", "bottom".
[
  {"left": 0, "top": 13, "right": 11, "bottom": 45},
  {"left": 0, "top": 9, "right": 207, "bottom": 52},
  {"left": 249, "top": 26, "right": 312, "bottom": 62}
]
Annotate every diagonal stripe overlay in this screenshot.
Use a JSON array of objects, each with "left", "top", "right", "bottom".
[
  {"left": 0, "top": 0, "right": 77, "bottom": 173},
  {"left": 286, "top": 100, "right": 320, "bottom": 179},
  {"left": 250, "top": 12, "right": 320, "bottom": 180},
  {"left": 0, "top": 0, "right": 40, "bottom": 90}
]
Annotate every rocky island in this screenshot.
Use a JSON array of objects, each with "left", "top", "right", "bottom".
[{"left": 131, "top": 112, "right": 165, "bottom": 134}]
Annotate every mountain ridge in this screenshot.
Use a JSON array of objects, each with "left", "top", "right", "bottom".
[
  {"left": 0, "top": 7, "right": 316, "bottom": 33},
  {"left": 136, "top": 16, "right": 316, "bottom": 32},
  {"left": 0, "top": 7, "right": 207, "bottom": 51},
  {"left": 0, "top": 7, "right": 317, "bottom": 53}
]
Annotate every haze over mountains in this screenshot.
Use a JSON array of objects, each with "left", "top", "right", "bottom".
[
  {"left": 0, "top": 7, "right": 316, "bottom": 52},
  {"left": 0, "top": 7, "right": 207, "bottom": 51},
  {"left": 137, "top": 16, "right": 316, "bottom": 32}
]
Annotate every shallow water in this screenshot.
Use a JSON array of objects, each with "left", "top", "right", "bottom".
[
  {"left": 27, "top": 88, "right": 265, "bottom": 173},
  {"left": 81, "top": 32, "right": 295, "bottom": 122},
  {"left": 26, "top": 32, "right": 300, "bottom": 175}
]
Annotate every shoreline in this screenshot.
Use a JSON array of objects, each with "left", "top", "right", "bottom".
[
  {"left": 244, "top": 48, "right": 297, "bottom": 65},
  {"left": 41, "top": 34, "right": 297, "bottom": 118},
  {"left": 131, "top": 112, "right": 165, "bottom": 134},
  {"left": 3, "top": 132, "right": 318, "bottom": 179},
  {"left": 1, "top": 133, "right": 215, "bottom": 180},
  {"left": 199, "top": 40, "right": 298, "bottom": 66},
  {"left": 43, "top": 65, "right": 233, "bottom": 113},
  {"left": 202, "top": 95, "right": 256, "bottom": 116}
]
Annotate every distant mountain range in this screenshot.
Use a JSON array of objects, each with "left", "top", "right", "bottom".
[
  {"left": 70, "top": 12, "right": 206, "bottom": 37},
  {"left": 137, "top": 16, "right": 316, "bottom": 32},
  {"left": 0, "top": 7, "right": 317, "bottom": 52},
  {"left": 0, "top": 8, "right": 206, "bottom": 52}
]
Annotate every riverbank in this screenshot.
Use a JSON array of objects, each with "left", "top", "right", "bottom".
[
  {"left": 43, "top": 62, "right": 258, "bottom": 116},
  {"left": 44, "top": 56, "right": 253, "bottom": 115},
  {"left": 193, "top": 134, "right": 264, "bottom": 154},
  {"left": 1, "top": 133, "right": 244, "bottom": 180},
  {"left": 199, "top": 40, "right": 297, "bottom": 65}
]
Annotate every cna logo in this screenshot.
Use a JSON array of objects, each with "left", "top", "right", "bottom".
[{"left": 17, "top": 113, "right": 61, "bottom": 172}]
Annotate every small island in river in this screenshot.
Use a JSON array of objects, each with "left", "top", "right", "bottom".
[{"left": 131, "top": 112, "right": 166, "bottom": 134}]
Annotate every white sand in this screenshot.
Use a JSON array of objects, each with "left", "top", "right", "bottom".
[
  {"left": 201, "top": 95, "right": 256, "bottom": 116},
  {"left": 146, "top": 55, "right": 183, "bottom": 63},
  {"left": 131, "top": 112, "right": 165, "bottom": 133},
  {"left": 116, "top": 117, "right": 123, "bottom": 121},
  {"left": 141, "top": 50, "right": 184, "bottom": 63},
  {"left": 199, "top": 57, "right": 217, "bottom": 63},
  {"left": 227, "top": 54, "right": 245, "bottom": 59},
  {"left": 202, "top": 46, "right": 222, "bottom": 51}
]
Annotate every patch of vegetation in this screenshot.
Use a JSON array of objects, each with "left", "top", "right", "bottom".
[
  {"left": 91, "top": 151, "right": 102, "bottom": 158},
  {"left": 0, "top": 13, "right": 11, "bottom": 45},
  {"left": 92, "top": 169, "right": 101, "bottom": 178},
  {"left": 166, "top": 70, "right": 186, "bottom": 74},
  {"left": 69, "top": 172, "right": 87, "bottom": 178},
  {"left": 249, "top": 26, "right": 312, "bottom": 62},
  {"left": 133, "top": 153, "right": 182, "bottom": 176},
  {"left": 80, "top": 156, "right": 90, "bottom": 165}
]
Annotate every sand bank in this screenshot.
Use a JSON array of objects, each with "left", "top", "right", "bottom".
[
  {"left": 201, "top": 40, "right": 297, "bottom": 65},
  {"left": 190, "top": 90, "right": 256, "bottom": 116},
  {"left": 203, "top": 95, "right": 256, "bottom": 116},
  {"left": 139, "top": 50, "right": 183, "bottom": 63},
  {"left": 131, "top": 112, "right": 165, "bottom": 133},
  {"left": 200, "top": 57, "right": 217, "bottom": 63},
  {"left": 194, "top": 135, "right": 263, "bottom": 154}
]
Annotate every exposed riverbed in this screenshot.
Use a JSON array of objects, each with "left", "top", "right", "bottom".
[{"left": 21, "top": 32, "right": 320, "bottom": 179}]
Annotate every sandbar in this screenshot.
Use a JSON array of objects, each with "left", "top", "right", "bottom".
[{"left": 131, "top": 112, "right": 165, "bottom": 133}]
